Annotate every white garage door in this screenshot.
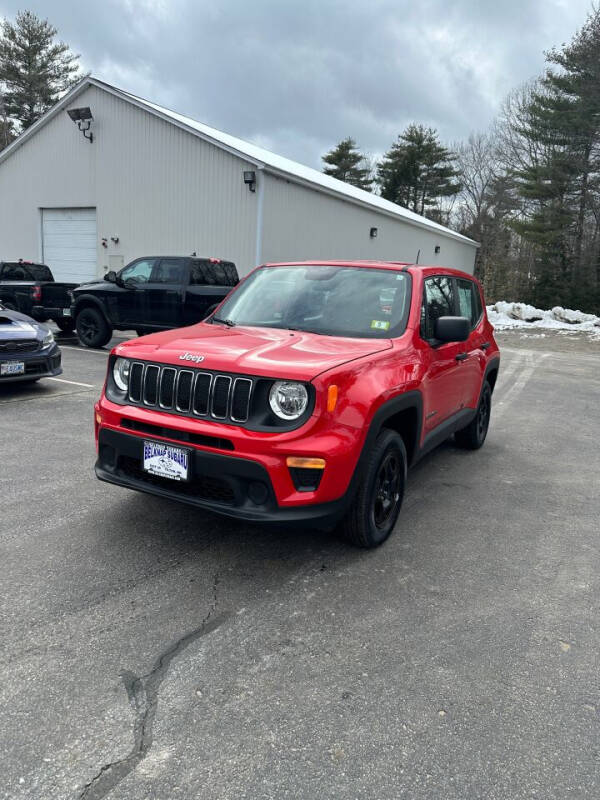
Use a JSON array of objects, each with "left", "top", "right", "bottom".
[{"left": 42, "top": 208, "right": 97, "bottom": 283}]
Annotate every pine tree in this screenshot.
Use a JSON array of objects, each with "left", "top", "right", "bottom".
[
  {"left": 510, "top": 8, "right": 600, "bottom": 309},
  {"left": 0, "top": 11, "right": 81, "bottom": 132},
  {"left": 0, "top": 90, "right": 14, "bottom": 150},
  {"left": 322, "top": 137, "right": 373, "bottom": 190},
  {"left": 377, "top": 124, "right": 460, "bottom": 217}
]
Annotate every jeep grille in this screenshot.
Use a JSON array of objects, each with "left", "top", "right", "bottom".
[{"left": 127, "top": 362, "right": 253, "bottom": 424}]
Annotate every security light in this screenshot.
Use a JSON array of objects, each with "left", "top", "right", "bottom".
[
  {"left": 67, "top": 107, "right": 94, "bottom": 143},
  {"left": 435, "top": 245, "right": 441, "bottom": 254},
  {"left": 243, "top": 170, "right": 256, "bottom": 192}
]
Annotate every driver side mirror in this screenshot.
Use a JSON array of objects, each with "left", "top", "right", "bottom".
[
  {"left": 434, "top": 316, "right": 470, "bottom": 343},
  {"left": 104, "top": 270, "right": 117, "bottom": 283}
]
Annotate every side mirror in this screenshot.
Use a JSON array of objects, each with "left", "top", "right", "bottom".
[
  {"left": 434, "top": 316, "right": 470, "bottom": 343},
  {"left": 104, "top": 270, "right": 117, "bottom": 283}
]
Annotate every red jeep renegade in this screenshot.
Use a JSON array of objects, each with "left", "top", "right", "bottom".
[{"left": 95, "top": 261, "right": 500, "bottom": 548}]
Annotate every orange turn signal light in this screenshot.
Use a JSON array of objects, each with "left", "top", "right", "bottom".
[
  {"left": 286, "top": 457, "right": 326, "bottom": 470},
  {"left": 327, "top": 385, "right": 338, "bottom": 412},
  {"left": 95, "top": 411, "right": 102, "bottom": 425}
]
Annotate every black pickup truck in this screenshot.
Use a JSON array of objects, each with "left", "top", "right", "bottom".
[
  {"left": 71, "top": 255, "right": 239, "bottom": 347},
  {"left": 0, "top": 261, "right": 77, "bottom": 332}
]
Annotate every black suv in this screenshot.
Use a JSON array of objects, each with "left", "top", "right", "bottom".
[{"left": 71, "top": 256, "right": 239, "bottom": 347}]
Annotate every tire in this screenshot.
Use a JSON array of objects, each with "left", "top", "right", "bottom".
[
  {"left": 338, "top": 429, "right": 407, "bottom": 548},
  {"left": 76, "top": 307, "right": 112, "bottom": 348},
  {"left": 455, "top": 381, "right": 492, "bottom": 450},
  {"left": 54, "top": 318, "right": 75, "bottom": 333}
]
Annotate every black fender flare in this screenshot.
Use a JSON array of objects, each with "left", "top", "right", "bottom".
[
  {"left": 72, "top": 295, "right": 112, "bottom": 327},
  {"left": 353, "top": 390, "right": 424, "bottom": 478},
  {"left": 484, "top": 356, "right": 501, "bottom": 392}
]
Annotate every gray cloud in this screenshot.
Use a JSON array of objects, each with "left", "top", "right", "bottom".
[{"left": 0, "top": 0, "right": 593, "bottom": 166}]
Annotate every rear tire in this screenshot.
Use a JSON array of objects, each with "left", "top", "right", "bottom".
[
  {"left": 76, "top": 307, "right": 112, "bottom": 348},
  {"left": 54, "top": 318, "right": 75, "bottom": 333},
  {"left": 455, "top": 381, "right": 492, "bottom": 450},
  {"left": 338, "top": 429, "right": 407, "bottom": 548}
]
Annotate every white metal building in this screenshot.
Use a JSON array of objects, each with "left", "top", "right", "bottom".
[{"left": 0, "top": 77, "right": 477, "bottom": 283}]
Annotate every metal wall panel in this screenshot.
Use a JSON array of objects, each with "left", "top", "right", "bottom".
[
  {"left": 261, "top": 174, "right": 477, "bottom": 274},
  {"left": 0, "top": 86, "right": 258, "bottom": 278}
]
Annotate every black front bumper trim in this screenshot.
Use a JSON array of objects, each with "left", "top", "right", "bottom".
[{"left": 96, "top": 428, "right": 349, "bottom": 529}]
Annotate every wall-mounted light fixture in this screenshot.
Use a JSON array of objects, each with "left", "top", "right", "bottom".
[
  {"left": 435, "top": 245, "right": 441, "bottom": 254},
  {"left": 67, "top": 107, "right": 94, "bottom": 143},
  {"left": 243, "top": 170, "right": 256, "bottom": 192},
  {"left": 370, "top": 227, "right": 378, "bottom": 239},
  {"left": 110, "top": 236, "right": 120, "bottom": 245}
]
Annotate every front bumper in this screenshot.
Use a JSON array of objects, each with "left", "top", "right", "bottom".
[
  {"left": 96, "top": 427, "right": 352, "bottom": 528},
  {"left": 0, "top": 344, "right": 62, "bottom": 382}
]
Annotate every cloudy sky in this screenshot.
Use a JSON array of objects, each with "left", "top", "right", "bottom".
[{"left": 0, "top": 0, "right": 594, "bottom": 167}]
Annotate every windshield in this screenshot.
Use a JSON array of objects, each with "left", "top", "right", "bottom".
[{"left": 213, "top": 265, "right": 412, "bottom": 338}]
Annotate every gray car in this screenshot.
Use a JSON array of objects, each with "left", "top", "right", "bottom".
[{"left": 0, "top": 303, "right": 62, "bottom": 383}]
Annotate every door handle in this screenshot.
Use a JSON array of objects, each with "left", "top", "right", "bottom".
[
  {"left": 455, "top": 353, "right": 468, "bottom": 361},
  {"left": 480, "top": 342, "right": 491, "bottom": 350}
]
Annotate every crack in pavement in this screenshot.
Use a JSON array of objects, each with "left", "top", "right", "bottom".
[{"left": 79, "top": 573, "right": 228, "bottom": 800}]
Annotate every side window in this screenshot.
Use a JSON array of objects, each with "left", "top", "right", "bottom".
[
  {"left": 150, "top": 258, "right": 185, "bottom": 284},
  {"left": 420, "top": 276, "right": 455, "bottom": 340},
  {"left": 120, "top": 258, "right": 156, "bottom": 285},
  {"left": 457, "top": 278, "right": 482, "bottom": 328}
]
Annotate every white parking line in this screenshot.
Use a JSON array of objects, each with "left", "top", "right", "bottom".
[
  {"left": 60, "top": 345, "right": 110, "bottom": 355},
  {"left": 47, "top": 377, "right": 94, "bottom": 388}
]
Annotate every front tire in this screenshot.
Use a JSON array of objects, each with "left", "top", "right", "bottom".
[
  {"left": 339, "top": 429, "right": 407, "bottom": 548},
  {"left": 76, "top": 307, "right": 112, "bottom": 348},
  {"left": 455, "top": 381, "right": 492, "bottom": 450}
]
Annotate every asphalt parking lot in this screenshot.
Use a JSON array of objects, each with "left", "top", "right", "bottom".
[{"left": 1, "top": 328, "right": 599, "bottom": 800}]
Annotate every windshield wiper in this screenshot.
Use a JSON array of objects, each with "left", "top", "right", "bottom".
[{"left": 212, "top": 317, "right": 236, "bottom": 327}]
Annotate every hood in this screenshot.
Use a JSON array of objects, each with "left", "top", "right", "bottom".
[
  {"left": 0, "top": 307, "right": 48, "bottom": 340},
  {"left": 115, "top": 322, "right": 392, "bottom": 380}
]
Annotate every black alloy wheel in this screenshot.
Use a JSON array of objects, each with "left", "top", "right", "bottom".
[
  {"left": 455, "top": 381, "right": 492, "bottom": 450},
  {"left": 76, "top": 307, "right": 112, "bottom": 348}
]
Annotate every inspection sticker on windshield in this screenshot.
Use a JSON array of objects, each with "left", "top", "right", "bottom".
[
  {"left": 370, "top": 320, "right": 390, "bottom": 330},
  {"left": 143, "top": 440, "right": 189, "bottom": 481}
]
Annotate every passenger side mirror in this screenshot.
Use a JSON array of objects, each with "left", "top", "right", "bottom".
[
  {"left": 434, "top": 316, "right": 470, "bottom": 343},
  {"left": 104, "top": 270, "right": 117, "bottom": 283}
]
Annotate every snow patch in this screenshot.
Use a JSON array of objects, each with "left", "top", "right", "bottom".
[{"left": 487, "top": 302, "right": 600, "bottom": 339}]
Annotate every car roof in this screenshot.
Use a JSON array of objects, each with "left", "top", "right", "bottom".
[{"left": 261, "top": 260, "right": 476, "bottom": 280}]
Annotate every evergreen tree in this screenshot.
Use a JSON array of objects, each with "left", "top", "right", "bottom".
[
  {"left": 322, "top": 137, "right": 373, "bottom": 190},
  {"left": 0, "top": 91, "right": 14, "bottom": 150},
  {"left": 377, "top": 124, "right": 460, "bottom": 216},
  {"left": 0, "top": 11, "right": 81, "bottom": 132},
  {"left": 510, "top": 8, "right": 600, "bottom": 309}
]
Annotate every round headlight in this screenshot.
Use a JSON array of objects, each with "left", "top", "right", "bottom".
[
  {"left": 269, "top": 381, "right": 309, "bottom": 420},
  {"left": 113, "top": 357, "right": 130, "bottom": 391},
  {"left": 42, "top": 330, "right": 54, "bottom": 347}
]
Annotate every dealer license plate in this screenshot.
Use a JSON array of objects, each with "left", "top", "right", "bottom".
[
  {"left": 1, "top": 361, "right": 25, "bottom": 376},
  {"left": 143, "top": 440, "right": 189, "bottom": 481}
]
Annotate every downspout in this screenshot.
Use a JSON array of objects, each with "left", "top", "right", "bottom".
[{"left": 255, "top": 166, "right": 265, "bottom": 266}]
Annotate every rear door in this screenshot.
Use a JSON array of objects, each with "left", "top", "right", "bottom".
[{"left": 419, "top": 275, "right": 464, "bottom": 434}]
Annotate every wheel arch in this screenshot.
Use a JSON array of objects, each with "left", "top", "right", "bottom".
[
  {"left": 362, "top": 391, "right": 423, "bottom": 470},
  {"left": 73, "top": 295, "right": 111, "bottom": 326},
  {"left": 484, "top": 356, "right": 501, "bottom": 394}
]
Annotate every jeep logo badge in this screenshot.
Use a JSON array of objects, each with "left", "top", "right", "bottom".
[{"left": 179, "top": 352, "right": 205, "bottom": 363}]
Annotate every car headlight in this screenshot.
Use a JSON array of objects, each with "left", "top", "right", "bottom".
[
  {"left": 42, "top": 331, "right": 54, "bottom": 347},
  {"left": 269, "top": 381, "right": 309, "bottom": 420},
  {"left": 113, "top": 357, "right": 130, "bottom": 391}
]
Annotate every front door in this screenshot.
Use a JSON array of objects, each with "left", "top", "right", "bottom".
[
  {"left": 419, "top": 275, "right": 464, "bottom": 436},
  {"left": 114, "top": 258, "right": 157, "bottom": 326}
]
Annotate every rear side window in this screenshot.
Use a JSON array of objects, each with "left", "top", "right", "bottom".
[
  {"left": 190, "top": 260, "right": 238, "bottom": 286},
  {"left": 457, "top": 278, "right": 483, "bottom": 328},
  {"left": 151, "top": 259, "right": 185, "bottom": 284},
  {"left": 421, "top": 276, "right": 455, "bottom": 340},
  {"left": 27, "top": 264, "right": 53, "bottom": 281}
]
